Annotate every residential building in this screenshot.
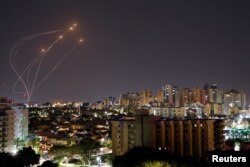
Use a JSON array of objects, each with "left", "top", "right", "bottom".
[
  {"left": 162, "top": 84, "right": 179, "bottom": 107},
  {"left": 140, "top": 89, "right": 152, "bottom": 106},
  {"left": 180, "top": 88, "right": 190, "bottom": 106},
  {"left": 0, "top": 102, "right": 28, "bottom": 153},
  {"left": 153, "top": 119, "right": 225, "bottom": 159},
  {"left": 111, "top": 110, "right": 155, "bottom": 156},
  {"left": 119, "top": 92, "right": 141, "bottom": 107},
  {"left": 111, "top": 109, "right": 225, "bottom": 160},
  {"left": 223, "top": 90, "right": 246, "bottom": 115}
]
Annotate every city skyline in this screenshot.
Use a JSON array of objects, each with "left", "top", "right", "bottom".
[{"left": 0, "top": 0, "right": 250, "bottom": 103}]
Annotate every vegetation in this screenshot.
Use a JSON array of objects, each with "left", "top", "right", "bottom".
[
  {"left": 15, "top": 147, "right": 40, "bottom": 166},
  {"left": 0, "top": 152, "right": 19, "bottom": 167},
  {"left": 113, "top": 146, "right": 207, "bottom": 167},
  {"left": 143, "top": 161, "right": 170, "bottom": 167},
  {"left": 51, "top": 138, "right": 100, "bottom": 165},
  {"left": 0, "top": 147, "right": 57, "bottom": 167},
  {"left": 38, "top": 160, "right": 58, "bottom": 167}
]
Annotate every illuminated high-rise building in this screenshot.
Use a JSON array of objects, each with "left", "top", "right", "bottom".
[
  {"left": 223, "top": 89, "right": 246, "bottom": 115},
  {"left": 216, "top": 90, "right": 224, "bottom": 104},
  {"left": 203, "top": 83, "right": 217, "bottom": 103},
  {"left": 155, "top": 90, "right": 164, "bottom": 103},
  {"left": 173, "top": 86, "right": 180, "bottom": 107},
  {"left": 162, "top": 84, "right": 179, "bottom": 107},
  {"left": 119, "top": 92, "right": 141, "bottom": 107},
  {"left": 180, "top": 88, "right": 190, "bottom": 106},
  {"left": 192, "top": 87, "right": 203, "bottom": 104},
  {"left": 0, "top": 101, "right": 28, "bottom": 153},
  {"left": 140, "top": 89, "right": 152, "bottom": 106}
]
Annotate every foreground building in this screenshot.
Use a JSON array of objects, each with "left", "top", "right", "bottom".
[
  {"left": 153, "top": 118, "right": 224, "bottom": 159},
  {"left": 0, "top": 101, "right": 28, "bottom": 153},
  {"left": 111, "top": 110, "right": 156, "bottom": 155},
  {"left": 111, "top": 110, "right": 225, "bottom": 159}
]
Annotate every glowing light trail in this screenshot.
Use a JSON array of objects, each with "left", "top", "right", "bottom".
[{"left": 9, "top": 24, "right": 84, "bottom": 102}]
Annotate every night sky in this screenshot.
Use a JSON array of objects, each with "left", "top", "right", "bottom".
[{"left": 0, "top": 0, "right": 250, "bottom": 103}]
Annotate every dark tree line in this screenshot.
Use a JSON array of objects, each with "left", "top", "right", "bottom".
[
  {"left": 0, "top": 147, "right": 57, "bottom": 167},
  {"left": 51, "top": 138, "right": 100, "bottom": 166},
  {"left": 113, "top": 146, "right": 207, "bottom": 167}
]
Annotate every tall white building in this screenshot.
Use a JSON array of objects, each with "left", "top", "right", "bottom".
[
  {"left": 162, "top": 84, "right": 179, "bottom": 107},
  {"left": 140, "top": 89, "right": 152, "bottom": 106},
  {"left": 223, "top": 90, "right": 246, "bottom": 115},
  {"left": 0, "top": 102, "right": 28, "bottom": 153}
]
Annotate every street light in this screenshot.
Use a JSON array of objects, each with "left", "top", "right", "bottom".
[
  {"left": 96, "top": 156, "right": 101, "bottom": 166},
  {"left": 234, "top": 142, "right": 240, "bottom": 151},
  {"left": 64, "top": 156, "right": 68, "bottom": 167}
]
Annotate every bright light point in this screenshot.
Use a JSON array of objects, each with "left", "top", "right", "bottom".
[
  {"left": 59, "top": 35, "right": 63, "bottom": 39},
  {"left": 73, "top": 23, "right": 77, "bottom": 27},
  {"left": 69, "top": 26, "right": 74, "bottom": 30},
  {"left": 41, "top": 48, "right": 45, "bottom": 53},
  {"left": 234, "top": 142, "right": 240, "bottom": 151},
  {"left": 12, "top": 148, "right": 18, "bottom": 155},
  {"left": 79, "top": 39, "right": 83, "bottom": 43}
]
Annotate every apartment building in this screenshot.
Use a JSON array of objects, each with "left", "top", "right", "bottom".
[
  {"left": 111, "top": 110, "right": 156, "bottom": 156},
  {"left": 153, "top": 119, "right": 225, "bottom": 159},
  {"left": 111, "top": 110, "right": 225, "bottom": 160},
  {"left": 0, "top": 102, "right": 28, "bottom": 153}
]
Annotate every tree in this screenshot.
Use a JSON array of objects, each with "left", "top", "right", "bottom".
[
  {"left": 50, "top": 145, "right": 71, "bottom": 158},
  {"left": 71, "top": 138, "right": 100, "bottom": 166},
  {"left": 113, "top": 146, "right": 203, "bottom": 167},
  {"left": 0, "top": 152, "right": 19, "bottom": 167},
  {"left": 15, "top": 137, "right": 25, "bottom": 150},
  {"left": 143, "top": 161, "right": 171, "bottom": 167},
  {"left": 38, "top": 160, "right": 58, "bottom": 167},
  {"left": 50, "top": 138, "right": 101, "bottom": 165},
  {"left": 15, "top": 147, "right": 40, "bottom": 167},
  {"left": 27, "top": 135, "right": 40, "bottom": 153},
  {"left": 104, "top": 154, "right": 113, "bottom": 167}
]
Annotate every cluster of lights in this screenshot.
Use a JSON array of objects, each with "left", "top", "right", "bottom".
[
  {"left": 193, "top": 123, "right": 203, "bottom": 127},
  {"left": 40, "top": 23, "right": 84, "bottom": 53},
  {"left": 224, "top": 112, "right": 250, "bottom": 141},
  {"left": 158, "top": 147, "right": 167, "bottom": 150},
  {"left": 52, "top": 101, "right": 83, "bottom": 108},
  {"left": 69, "top": 23, "right": 77, "bottom": 31}
]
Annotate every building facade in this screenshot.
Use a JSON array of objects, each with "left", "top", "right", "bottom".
[
  {"left": 111, "top": 110, "right": 156, "bottom": 156},
  {"left": 153, "top": 119, "right": 224, "bottom": 159},
  {"left": 0, "top": 103, "right": 28, "bottom": 153},
  {"left": 111, "top": 110, "right": 225, "bottom": 159}
]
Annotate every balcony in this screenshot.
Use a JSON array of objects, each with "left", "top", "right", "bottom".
[
  {"left": 0, "top": 136, "right": 7, "bottom": 142},
  {"left": 1, "top": 143, "right": 6, "bottom": 148},
  {"left": 1, "top": 123, "right": 7, "bottom": 127}
]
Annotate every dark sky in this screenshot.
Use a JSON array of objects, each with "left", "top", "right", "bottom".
[{"left": 0, "top": 0, "right": 250, "bottom": 103}]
